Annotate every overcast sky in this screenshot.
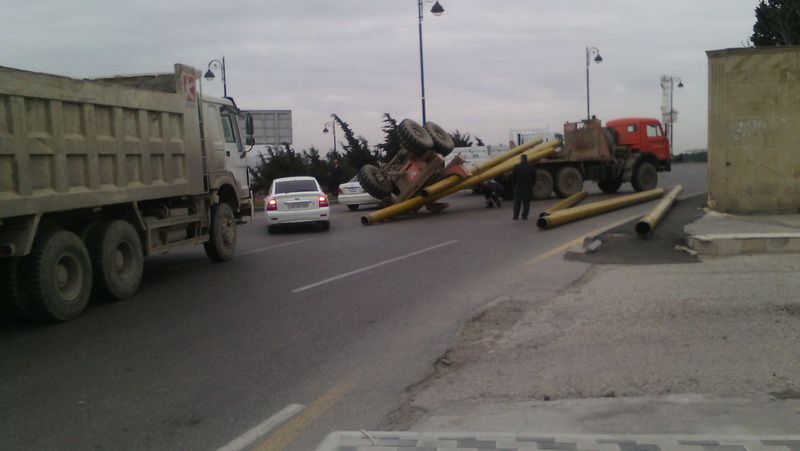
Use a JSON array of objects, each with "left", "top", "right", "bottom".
[{"left": 3, "top": 0, "right": 759, "bottom": 154}]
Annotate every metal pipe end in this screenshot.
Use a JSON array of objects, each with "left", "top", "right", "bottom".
[
  {"left": 361, "top": 215, "right": 372, "bottom": 226},
  {"left": 536, "top": 217, "right": 549, "bottom": 229},
  {"left": 635, "top": 220, "right": 652, "bottom": 237}
]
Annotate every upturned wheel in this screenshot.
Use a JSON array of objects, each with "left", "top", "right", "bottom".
[
  {"left": 533, "top": 169, "right": 553, "bottom": 200},
  {"left": 554, "top": 166, "right": 584, "bottom": 198},
  {"left": 397, "top": 119, "right": 434, "bottom": 156},
  {"left": 424, "top": 122, "right": 455, "bottom": 157},
  {"left": 357, "top": 164, "right": 393, "bottom": 199}
]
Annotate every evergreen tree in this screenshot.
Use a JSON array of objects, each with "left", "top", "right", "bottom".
[
  {"left": 450, "top": 130, "right": 473, "bottom": 148},
  {"left": 751, "top": 0, "right": 800, "bottom": 46},
  {"left": 376, "top": 113, "right": 401, "bottom": 163},
  {"left": 248, "top": 143, "right": 309, "bottom": 192},
  {"left": 331, "top": 114, "right": 380, "bottom": 175}
]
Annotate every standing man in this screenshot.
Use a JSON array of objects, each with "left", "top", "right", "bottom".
[
  {"left": 511, "top": 154, "right": 536, "bottom": 220},
  {"left": 329, "top": 159, "right": 343, "bottom": 198}
]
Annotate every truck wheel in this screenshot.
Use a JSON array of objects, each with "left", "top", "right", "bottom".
[
  {"left": 20, "top": 230, "right": 92, "bottom": 322},
  {"left": 204, "top": 202, "right": 236, "bottom": 262},
  {"left": 598, "top": 178, "right": 622, "bottom": 194},
  {"left": 424, "top": 122, "right": 455, "bottom": 157},
  {"left": 358, "top": 164, "right": 393, "bottom": 199},
  {"left": 533, "top": 169, "right": 553, "bottom": 200},
  {"left": 0, "top": 257, "right": 24, "bottom": 320},
  {"left": 554, "top": 166, "right": 583, "bottom": 198},
  {"left": 398, "top": 119, "right": 434, "bottom": 156},
  {"left": 631, "top": 161, "right": 658, "bottom": 192},
  {"left": 88, "top": 220, "right": 143, "bottom": 301}
]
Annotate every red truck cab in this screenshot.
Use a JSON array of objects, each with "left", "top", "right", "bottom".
[{"left": 606, "top": 118, "right": 672, "bottom": 170}]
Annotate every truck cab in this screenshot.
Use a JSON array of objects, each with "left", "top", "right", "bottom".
[{"left": 606, "top": 118, "right": 671, "bottom": 170}]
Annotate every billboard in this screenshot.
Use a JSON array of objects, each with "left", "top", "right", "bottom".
[{"left": 238, "top": 110, "right": 293, "bottom": 145}]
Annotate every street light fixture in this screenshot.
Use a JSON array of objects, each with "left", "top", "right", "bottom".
[
  {"left": 661, "top": 75, "right": 684, "bottom": 151},
  {"left": 585, "top": 46, "right": 603, "bottom": 121},
  {"left": 322, "top": 118, "right": 337, "bottom": 153},
  {"left": 204, "top": 57, "right": 227, "bottom": 98},
  {"left": 417, "top": 0, "right": 444, "bottom": 124}
]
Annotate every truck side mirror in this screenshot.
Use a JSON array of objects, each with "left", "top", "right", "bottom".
[{"left": 245, "top": 114, "right": 254, "bottom": 136}]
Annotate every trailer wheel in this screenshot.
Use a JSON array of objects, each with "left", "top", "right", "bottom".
[
  {"left": 204, "top": 202, "right": 236, "bottom": 262},
  {"left": 424, "top": 122, "right": 455, "bottom": 157},
  {"left": 20, "top": 230, "right": 92, "bottom": 322},
  {"left": 533, "top": 169, "right": 553, "bottom": 200},
  {"left": 88, "top": 220, "right": 143, "bottom": 301},
  {"left": 554, "top": 166, "right": 583, "bottom": 198},
  {"left": 398, "top": 119, "right": 434, "bottom": 156},
  {"left": 598, "top": 178, "right": 622, "bottom": 194},
  {"left": 358, "top": 164, "right": 393, "bottom": 199},
  {"left": 631, "top": 161, "right": 658, "bottom": 192}
]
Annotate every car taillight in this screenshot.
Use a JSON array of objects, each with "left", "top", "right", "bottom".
[
  {"left": 267, "top": 198, "right": 278, "bottom": 211},
  {"left": 318, "top": 195, "right": 329, "bottom": 207},
  {"left": 337, "top": 186, "right": 344, "bottom": 194}
]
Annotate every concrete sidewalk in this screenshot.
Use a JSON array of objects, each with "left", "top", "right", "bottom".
[{"left": 316, "top": 195, "right": 800, "bottom": 451}]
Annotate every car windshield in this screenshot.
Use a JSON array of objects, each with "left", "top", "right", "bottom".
[
  {"left": 274, "top": 180, "right": 318, "bottom": 194},
  {"left": 348, "top": 175, "right": 359, "bottom": 183}
]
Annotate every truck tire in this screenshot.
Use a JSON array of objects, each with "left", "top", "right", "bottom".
[
  {"left": 88, "top": 220, "right": 143, "bottom": 301},
  {"left": 597, "top": 178, "right": 622, "bottom": 194},
  {"left": 424, "top": 122, "right": 455, "bottom": 157},
  {"left": 0, "top": 257, "right": 23, "bottom": 320},
  {"left": 204, "top": 202, "right": 236, "bottom": 262},
  {"left": 554, "top": 166, "right": 583, "bottom": 198},
  {"left": 358, "top": 164, "right": 393, "bottom": 199},
  {"left": 397, "top": 119, "right": 434, "bottom": 156},
  {"left": 533, "top": 169, "right": 553, "bottom": 200},
  {"left": 631, "top": 161, "right": 658, "bottom": 192},
  {"left": 19, "top": 230, "right": 92, "bottom": 322}
]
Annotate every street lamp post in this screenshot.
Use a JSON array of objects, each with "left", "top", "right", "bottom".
[
  {"left": 585, "top": 46, "right": 603, "bottom": 121},
  {"left": 661, "top": 75, "right": 684, "bottom": 151},
  {"left": 417, "top": 0, "right": 444, "bottom": 125},
  {"left": 322, "top": 118, "right": 337, "bottom": 154},
  {"left": 204, "top": 57, "right": 227, "bottom": 98}
]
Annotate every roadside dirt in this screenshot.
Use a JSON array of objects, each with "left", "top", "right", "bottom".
[{"left": 381, "top": 254, "right": 800, "bottom": 430}]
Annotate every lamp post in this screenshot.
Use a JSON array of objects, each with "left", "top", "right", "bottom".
[
  {"left": 660, "top": 76, "right": 684, "bottom": 151},
  {"left": 322, "top": 118, "right": 337, "bottom": 153},
  {"left": 417, "top": 0, "right": 444, "bottom": 124},
  {"left": 585, "top": 46, "right": 603, "bottom": 121},
  {"left": 204, "top": 57, "right": 227, "bottom": 98}
]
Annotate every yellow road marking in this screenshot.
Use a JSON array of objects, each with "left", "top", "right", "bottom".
[
  {"left": 255, "top": 379, "right": 356, "bottom": 451},
  {"left": 526, "top": 214, "right": 641, "bottom": 266}
]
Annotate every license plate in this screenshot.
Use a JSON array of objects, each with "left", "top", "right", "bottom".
[{"left": 287, "top": 202, "right": 309, "bottom": 209}]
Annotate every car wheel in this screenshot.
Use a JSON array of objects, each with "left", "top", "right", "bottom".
[
  {"left": 347, "top": 204, "right": 359, "bottom": 211},
  {"left": 267, "top": 224, "right": 277, "bottom": 234},
  {"left": 321, "top": 221, "right": 330, "bottom": 231}
]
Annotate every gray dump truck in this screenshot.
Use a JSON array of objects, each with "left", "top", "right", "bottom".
[{"left": 0, "top": 64, "right": 254, "bottom": 321}]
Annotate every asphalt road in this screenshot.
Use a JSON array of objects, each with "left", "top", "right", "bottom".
[{"left": 0, "top": 163, "right": 708, "bottom": 451}]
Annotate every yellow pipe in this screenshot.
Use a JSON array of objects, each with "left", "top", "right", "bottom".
[
  {"left": 635, "top": 185, "right": 683, "bottom": 237},
  {"left": 362, "top": 141, "right": 559, "bottom": 225},
  {"left": 421, "top": 137, "right": 544, "bottom": 198},
  {"left": 539, "top": 190, "right": 588, "bottom": 218},
  {"left": 536, "top": 188, "right": 665, "bottom": 230}
]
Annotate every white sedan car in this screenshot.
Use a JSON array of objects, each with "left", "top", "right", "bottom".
[
  {"left": 337, "top": 175, "right": 383, "bottom": 211},
  {"left": 266, "top": 176, "right": 330, "bottom": 233}
]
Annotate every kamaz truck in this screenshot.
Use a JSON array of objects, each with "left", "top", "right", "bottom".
[{"left": 0, "top": 64, "right": 255, "bottom": 321}]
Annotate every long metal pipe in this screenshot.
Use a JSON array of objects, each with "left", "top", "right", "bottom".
[
  {"left": 539, "top": 190, "right": 588, "bottom": 218},
  {"left": 362, "top": 142, "right": 559, "bottom": 225},
  {"left": 635, "top": 185, "right": 683, "bottom": 237},
  {"left": 536, "top": 188, "right": 665, "bottom": 230},
  {"left": 421, "top": 137, "right": 544, "bottom": 198}
]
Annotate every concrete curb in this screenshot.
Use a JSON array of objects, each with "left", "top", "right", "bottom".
[{"left": 688, "top": 233, "right": 800, "bottom": 255}]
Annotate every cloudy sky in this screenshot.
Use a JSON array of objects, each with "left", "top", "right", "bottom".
[{"left": 3, "top": 0, "right": 759, "bottom": 154}]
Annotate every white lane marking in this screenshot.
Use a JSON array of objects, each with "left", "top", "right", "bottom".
[
  {"left": 237, "top": 238, "right": 315, "bottom": 257},
  {"left": 216, "top": 403, "right": 305, "bottom": 451},
  {"left": 292, "top": 239, "right": 460, "bottom": 293}
]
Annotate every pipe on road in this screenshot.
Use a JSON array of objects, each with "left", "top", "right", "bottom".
[
  {"left": 539, "top": 190, "right": 588, "bottom": 218},
  {"left": 421, "top": 138, "right": 544, "bottom": 198},
  {"left": 536, "top": 188, "right": 665, "bottom": 230},
  {"left": 634, "top": 185, "right": 683, "bottom": 237},
  {"left": 362, "top": 141, "right": 560, "bottom": 225}
]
